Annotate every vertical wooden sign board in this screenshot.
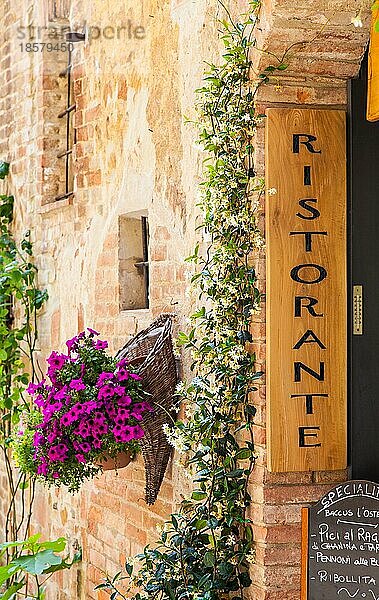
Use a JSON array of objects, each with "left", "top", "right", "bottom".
[{"left": 266, "top": 108, "right": 347, "bottom": 473}]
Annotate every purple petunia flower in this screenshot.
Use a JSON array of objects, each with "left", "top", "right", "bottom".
[
  {"left": 94, "top": 423, "right": 108, "bottom": 435},
  {"left": 79, "top": 442, "right": 91, "bottom": 453},
  {"left": 54, "top": 387, "right": 68, "bottom": 400},
  {"left": 47, "top": 351, "right": 68, "bottom": 370},
  {"left": 98, "top": 384, "right": 115, "bottom": 400},
  {"left": 117, "top": 358, "right": 128, "bottom": 368},
  {"left": 97, "top": 372, "right": 114, "bottom": 387},
  {"left": 47, "top": 431, "right": 58, "bottom": 444},
  {"left": 117, "top": 395, "right": 132, "bottom": 407},
  {"left": 132, "top": 425, "right": 145, "bottom": 439},
  {"left": 95, "top": 340, "right": 108, "bottom": 350},
  {"left": 27, "top": 381, "right": 45, "bottom": 395},
  {"left": 34, "top": 394, "right": 45, "bottom": 408},
  {"left": 87, "top": 327, "right": 99, "bottom": 336},
  {"left": 66, "top": 336, "right": 78, "bottom": 352},
  {"left": 130, "top": 373, "right": 142, "bottom": 381},
  {"left": 61, "top": 412, "right": 75, "bottom": 427},
  {"left": 69, "top": 378, "right": 86, "bottom": 391},
  {"left": 48, "top": 443, "right": 68, "bottom": 462},
  {"left": 76, "top": 453, "right": 86, "bottom": 463},
  {"left": 116, "top": 367, "right": 129, "bottom": 381},
  {"left": 37, "top": 462, "right": 48, "bottom": 476}
]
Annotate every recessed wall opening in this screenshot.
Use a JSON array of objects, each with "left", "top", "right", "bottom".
[{"left": 118, "top": 212, "right": 150, "bottom": 311}]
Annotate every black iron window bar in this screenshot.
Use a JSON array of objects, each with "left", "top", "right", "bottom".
[
  {"left": 134, "top": 216, "right": 150, "bottom": 308},
  {"left": 55, "top": 31, "right": 85, "bottom": 201}
]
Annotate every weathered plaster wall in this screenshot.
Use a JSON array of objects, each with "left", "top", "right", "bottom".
[{"left": 0, "top": 0, "right": 218, "bottom": 597}]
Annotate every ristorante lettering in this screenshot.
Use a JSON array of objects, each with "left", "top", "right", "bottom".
[{"left": 290, "top": 132, "right": 327, "bottom": 449}]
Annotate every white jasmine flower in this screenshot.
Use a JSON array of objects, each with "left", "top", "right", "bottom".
[
  {"left": 267, "top": 187, "right": 277, "bottom": 195},
  {"left": 246, "top": 550, "right": 256, "bottom": 564},
  {"left": 163, "top": 424, "right": 188, "bottom": 454},
  {"left": 351, "top": 13, "right": 363, "bottom": 27}
]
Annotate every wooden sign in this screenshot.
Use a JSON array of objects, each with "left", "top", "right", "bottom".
[
  {"left": 266, "top": 108, "right": 347, "bottom": 472},
  {"left": 367, "top": 3, "right": 379, "bottom": 122},
  {"left": 302, "top": 480, "right": 379, "bottom": 600}
]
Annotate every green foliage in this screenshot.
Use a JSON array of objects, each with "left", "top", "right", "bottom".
[
  {"left": 0, "top": 162, "right": 9, "bottom": 180},
  {"left": 11, "top": 410, "right": 43, "bottom": 476},
  {"left": 0, "top": 534, "right": 81, "bottom": 599},
  {"left": 95, "top": 1, "right": 287, "bottom": 599}
]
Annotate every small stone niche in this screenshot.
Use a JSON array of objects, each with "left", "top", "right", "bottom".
[{"left": 119, "top": 212, "right": 149, "bottom": 311}]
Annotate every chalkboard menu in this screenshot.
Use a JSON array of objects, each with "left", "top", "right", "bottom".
[{"left": 306, "top": 480, "right": 379, "bottom": 600}]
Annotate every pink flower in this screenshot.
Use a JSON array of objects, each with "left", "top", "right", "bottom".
[
  {"left": 69, "top": 378, "right": 86, "bottom": 391},
  {"left": 87, "top": 327, "right": 99, "bottom": 336},
  {"left": 116, "top": 367, "right": 129, "bottom": 381},
  {"left": 48, "top": 443, "right": 68, "bottom": 462},
  {"left": 66, "top": 336, "right": 78, "bottom": 352},
  {"left": 76, "top": 454, "right": 86, "bottom": 463},
  {"left": 54, "top": 386, "right": 68, "bottom": 400},
  {"left": 98, "top": 384, "right": 115, "bottom": 400},
  {"left": 117, "top": 358, "right": 128, "bottom": 368},
  {"left": 95, "top": 340, "right": 108, "bottom": 350},
  {"left": 97, "top": 372, "right": 114, "bottom": 387},
  {"left": 27, "top": 381, "right": 44, "bottom": 395},
  {"left": 130, "top": 373, "right": 142, "bottom": 381},
  {"left": 37, "top": 462, "right": 48, "bottom": 476},
  {"left": 79, "top": 442, "right": 91, "bottom": 453},
  {"left": 47, "top": 431, "right": 58, "bottom": 444},
  {"left": 34, "top": 394, "right": 45, "bottom": 408},
  {"left": 61, "top": 412, "right": 75, "bottom": 427},
  {"left": 47, "top": 352, "right": 68, "bottom": 370},
  {"left": 132, "top": 425, "right": 145, "bottom": 439},
  {"left": 118, "top": 395, "right": 132, "bottom": 407},
  {"left": 114, "top": 386, "right": 126, "bottom": 396}
]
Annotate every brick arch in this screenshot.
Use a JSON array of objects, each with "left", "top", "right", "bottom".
[{"left": 255, "top": 0, "right": 371, "bottom": 88}]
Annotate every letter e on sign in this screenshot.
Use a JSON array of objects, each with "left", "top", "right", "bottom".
[{"left": 265, "top": 108, "right": 347, "bottom": 472}]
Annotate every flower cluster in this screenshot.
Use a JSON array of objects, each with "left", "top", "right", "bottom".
[{"left": 13, "top": 329, "right": 152, "bottom": 492}]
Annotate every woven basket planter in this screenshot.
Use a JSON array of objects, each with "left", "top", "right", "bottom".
[{"left": 116, "top": 313, "right": 178, "bottom": 504}]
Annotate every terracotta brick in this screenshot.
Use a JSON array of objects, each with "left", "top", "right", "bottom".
[{"left": 117, "top": 79, "right": 128, "bottom": 100}]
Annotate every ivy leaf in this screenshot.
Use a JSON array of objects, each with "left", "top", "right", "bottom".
[
  {"left": 11, "top": 549, "right": 63, "bottom": 575},
  {"left": 235, "top": 449, "right": 252, "bottom": 460},
  {"left": 0, "top": 162, "right": 9, "bottom": 180},
  {"left": 203, "top": 551, "right": 215, "bottom": 567},
  {"left": 192, "top": 491, "right": 207, "bottom": 501},
  {"left": 226, "top": 469, "right": 244, "bottom": 478}
]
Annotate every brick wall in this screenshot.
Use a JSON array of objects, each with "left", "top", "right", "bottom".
[{"left": 0, "top": 0, "right": 372, "bottom": 598}]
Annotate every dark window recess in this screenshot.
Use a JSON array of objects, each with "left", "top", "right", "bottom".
[
  {"left": 119, "top": 214, "right": 150, "bottom": 311},
  {"left": 134, "top": 216, "right": 150, "bottom": 308},
  {"left": 56, "top": 32, "right": 85, "bottom": 201}
]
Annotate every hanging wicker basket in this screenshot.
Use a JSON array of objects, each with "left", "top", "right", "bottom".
[{"left": 116, "top": 314, "right": 178, "bottom": 504}]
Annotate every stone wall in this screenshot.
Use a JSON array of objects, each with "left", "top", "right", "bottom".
[{"left": 0, "top": 0, "right": 372, "bottom": 598}]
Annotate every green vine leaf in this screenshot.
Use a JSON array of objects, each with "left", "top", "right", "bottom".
[{"left": 0, "top": 162, "right": 9, "bottom": 180}]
